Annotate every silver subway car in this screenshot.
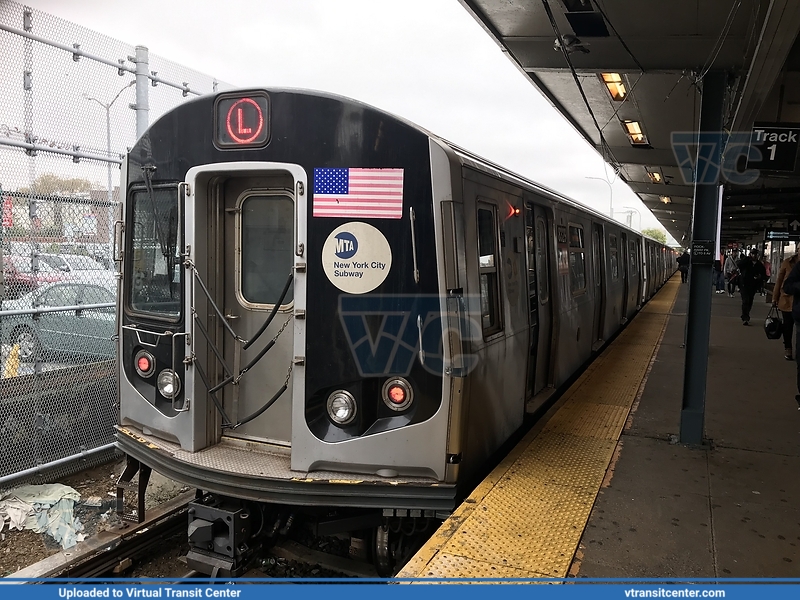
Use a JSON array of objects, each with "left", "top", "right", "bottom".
[{"left": 115, "top": 89, "right": 676, "bottom": 575}]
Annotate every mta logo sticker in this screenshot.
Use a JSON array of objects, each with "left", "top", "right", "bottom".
[
  {"left": 338, "top": 294, "right": 482, "bottom": 377},
  {"left": 334, "top": 232, "right": 358, "bottom": 259}
]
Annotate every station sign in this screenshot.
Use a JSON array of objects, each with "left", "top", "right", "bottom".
[
  {"left": 766, "top": 230, "right": 800, "bottom": 242},
  {"left": 747, "top": 122, "right": 800, "bottom": 172},
  {"left": 690, "top": 239, "right": 714, "bottom": 264}
]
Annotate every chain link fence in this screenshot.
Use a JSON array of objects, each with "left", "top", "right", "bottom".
[{"left": 0, "top": 1, "right": 228, "bottom": 486}]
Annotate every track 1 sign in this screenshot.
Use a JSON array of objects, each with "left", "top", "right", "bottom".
[{"left": 747, "top": 122, "right": 800, "bottom": 172}]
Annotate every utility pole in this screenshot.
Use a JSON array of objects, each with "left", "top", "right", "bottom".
[{"left": 85, "top": 80, "right": 134, "bottom": 264}]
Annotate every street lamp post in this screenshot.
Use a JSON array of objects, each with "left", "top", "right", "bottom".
[
  {"left": 618, "top": 206, "right": 642, "bottom": 231},
  {"left": 85, "top": 81, "right": 134, "bottom": 265},
  {"left": 585, "top": 176, "right": 614, "bottom": 219}
]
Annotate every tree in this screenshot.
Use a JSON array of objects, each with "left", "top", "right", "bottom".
[
  {"left": 17, "top": 174, "right": 100, "bottom": 234},
  {"left": 18, "top": 173, "right": 96, "bottom": 196},
  {"left": 642, "top": 227, "right": 667, "bottom": 244}
]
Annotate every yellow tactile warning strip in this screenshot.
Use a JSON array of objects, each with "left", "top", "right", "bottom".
[{"left": 398, "top": 276, "right": 681, "bottom": 579}]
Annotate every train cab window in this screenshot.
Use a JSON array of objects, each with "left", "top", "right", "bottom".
[
  {"left": 535, "top": 217, "right": 549, "bottom": 304},
  {"left": 477, "top": 204, "right": 502, "bottom": 335},
  {"left": 238, "top": 193, "right": 294, "bottom": 308},
  {"left": 568, "top": 224, "right": 586, "bottom": 294},
  {"left": 609, "top": 234, "right": 619, "bottom": 281},
  {"left": 629, "top": 240, "right": 639, "bottom": 276},
  {"left": 129, "top": 186, "right": 181, "bottom": 319}
]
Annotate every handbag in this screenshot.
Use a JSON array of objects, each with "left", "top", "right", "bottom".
[{"left": 764, "top": 305, "right": 783, "bottom": 340}]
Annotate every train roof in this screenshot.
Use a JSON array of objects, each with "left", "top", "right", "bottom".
[{"left": 161, "top": 87, "right": 670, "bottom": 246}]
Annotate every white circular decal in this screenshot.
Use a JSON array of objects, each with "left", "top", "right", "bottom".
[{"left": 322, "top": 222, "right": 392, "bottom": 294}]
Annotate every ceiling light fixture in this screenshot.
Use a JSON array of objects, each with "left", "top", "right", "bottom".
[
  {"left": 646, "top": 168, "right": 663, "bottom": 184},
  {"left": 660, "top": 196, "right": 671, "bottom": 204},
  {"left": 623, "top": 120, "right": 648, "bottom": 145},
  {"left": 600, "top": 73, "right": 627, "bottom": 101}
]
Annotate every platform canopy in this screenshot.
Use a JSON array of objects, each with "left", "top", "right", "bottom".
[{"left": 459, "top": 0, "right": 800, "bottom": 247}]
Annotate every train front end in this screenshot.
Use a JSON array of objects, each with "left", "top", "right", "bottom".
[{"left": 115, "top": 89, "right": 461, "bottom": 574}]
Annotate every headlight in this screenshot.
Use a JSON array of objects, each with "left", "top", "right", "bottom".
[
  {"left": 382, "top": 377, "right": 413, "bottom": 411},
  {"left": 134, "top": 350, "right": 155, "bottom": 378},
  {"left": 326, "top": 390, "right": 357, "bottom": 425},
  {"left": 157, "top": 369, "right": 181, "bottom": 398}
]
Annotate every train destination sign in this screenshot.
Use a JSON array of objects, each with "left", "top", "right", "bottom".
[
  {"left": 214, "top": 93, "right": 270, "bottom": 148},
  {"left": 747, "top": 122, "right": 800, "bottom": 172}
]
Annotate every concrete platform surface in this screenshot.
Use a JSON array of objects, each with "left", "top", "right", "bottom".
[{"left": 574, "top": 282, "right": 800, "bottom": 577}]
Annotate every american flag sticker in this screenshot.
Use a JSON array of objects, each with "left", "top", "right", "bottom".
[{"left": 313, "top": 168, "right": 404, "bottom": 219}]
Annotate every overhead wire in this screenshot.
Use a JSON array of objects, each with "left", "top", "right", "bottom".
[
  {"left": 591, "top": 0, "right": 645, "bottom": 72},
  {"left": 697, "top": 0, "right": 742, "bottom": 81},
  {"left": 540, "top": 0, "right": 619, "bottom": 172}
]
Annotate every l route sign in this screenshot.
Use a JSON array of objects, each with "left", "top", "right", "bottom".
[{"left": 747, "top": 122, "right": 800, "bottom": 172}]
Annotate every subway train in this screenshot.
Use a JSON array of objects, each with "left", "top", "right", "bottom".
[{"left": 114, "top": 88, "right": 676, "bottom": 576}]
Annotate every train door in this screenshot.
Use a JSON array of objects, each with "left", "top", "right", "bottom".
[
  {"left": 591, "top": 222, "right": 605, "bottom": 349},
  {"left": 523, "top": 202, "right": 539, "bottom": 400},
  {"left": 620, "top": 231, "right": 629, "bottom": 321},
  {"left": 183, "top": 163, "right": 306, "bottom": 450},
  {"left": 220, "top": 175, "right": 296, "bottom": 445},
  {"left": 524, "top": 201, "right": 553, "bottom": 399},
  {"left": 533, "top": 205, "right": 552, "bottom": 395}
]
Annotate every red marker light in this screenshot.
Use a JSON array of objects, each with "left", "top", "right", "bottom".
[
  {"left": 388, "top": 385, "right": 406, "bottom": 404},
  {"left": 134, "top": 349, "right": 156, "bottom": 378}
]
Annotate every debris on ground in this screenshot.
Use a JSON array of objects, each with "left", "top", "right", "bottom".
[{"left": 0, "top": 483, "right": 85, "bottom": 549}]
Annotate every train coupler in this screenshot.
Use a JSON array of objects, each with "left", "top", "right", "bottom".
[{"left": 185, "top": 494, "right": 260, "bottom": 577}]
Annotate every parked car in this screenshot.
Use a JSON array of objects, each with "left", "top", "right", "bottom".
[
  {"left": 1, "top": 282, "right": 116, "bottom": 362},
  {"left": 1, "top": 255, "right": 66, "bottom": 300},
  {"left": 39, "top": 254, "right": 117, "bottom": 287}
]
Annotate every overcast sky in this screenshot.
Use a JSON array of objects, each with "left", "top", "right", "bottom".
[{"left": 21, "top": 0, "right": 673, "bottom": 241}]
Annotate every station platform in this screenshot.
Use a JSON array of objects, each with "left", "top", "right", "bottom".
[{"left": 398, "top": 275, "right": 800, "bottom": 578}]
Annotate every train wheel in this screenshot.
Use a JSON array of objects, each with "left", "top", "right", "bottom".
[{"left": 373, "top": 524, "right": 394, "bottom": 577}]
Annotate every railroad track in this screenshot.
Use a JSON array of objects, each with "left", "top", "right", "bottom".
[
  {"left": 6, "top": 490, "right": 193, "bottom": 580},
  {"left": 6, "top": 489, "right": 381, "bottom": 580}
]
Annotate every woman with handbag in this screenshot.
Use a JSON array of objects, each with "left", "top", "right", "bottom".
[{"left": 773, "top": 247, "right": 799, "bottom": 360}]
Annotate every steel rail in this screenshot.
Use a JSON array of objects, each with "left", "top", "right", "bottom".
[{"left": 5, "top": 490, "right": 195, "bottom": 580}]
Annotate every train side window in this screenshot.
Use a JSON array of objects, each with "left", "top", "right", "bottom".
[
  {"left": 629, "top": 240, "right": 639, "bottom": 276},
  {"left": 238, "top": 193, "right": 294, "bottom": 308},
  {"left": 568, "top": 224, "right": 586, "bottom": 295},
  {"left": 609, "top": 234, "right": 619, "bottom": 281},
  {"left": 535, "top": 217, "right": 549, "bottom": 304},
  {"left": 477, "top": 204, "right": 502, "bottom": 335}
]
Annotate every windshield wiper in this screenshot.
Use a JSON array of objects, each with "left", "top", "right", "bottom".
[
  {"left": 141, "top": 165, "right": 171, "bottom": 261},
  {"left": 141, "top": 165, "right": 179, "bottom": 298}
]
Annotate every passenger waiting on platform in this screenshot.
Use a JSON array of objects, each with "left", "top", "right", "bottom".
[
  {"left": 724, "top": 251, "right": 740, "bottom": 297},
  {"left": 737, "top": 249, "right": 766, "bottom": 326},
  {"left": 677, "top": 251, "right": 690, "bottom": 283},
  {"left": 773, "top": 247, "right": 799, "bottom": 360},
  {"left": 713, "top": 258, "right": 725, "bottom": 294},
  {"left": 781, "top": 258, "right": 800, "bottom": 407},
  {"left": 761, "top": 257, "right": 771, "bottom": 296}
]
